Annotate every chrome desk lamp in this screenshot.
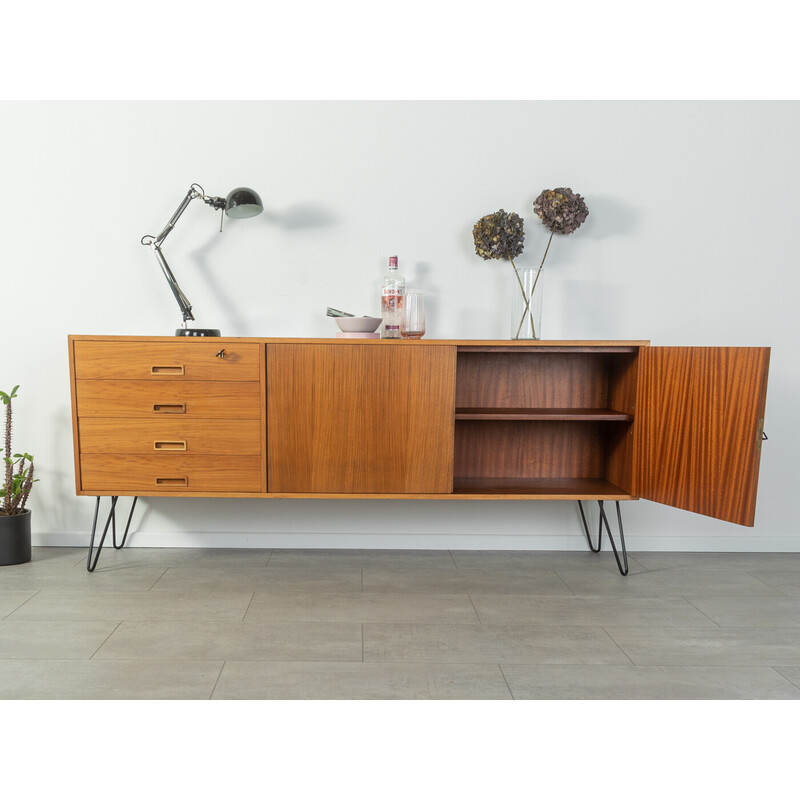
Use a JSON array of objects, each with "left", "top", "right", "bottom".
[{"left": 141, "top": 183, "right": 263, "bottom": 336}]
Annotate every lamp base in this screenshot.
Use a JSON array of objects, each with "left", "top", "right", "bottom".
[{"left": 175, "top": 328, "right": 221, "bottom": 337}]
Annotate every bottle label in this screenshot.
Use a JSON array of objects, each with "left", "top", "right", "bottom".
[{"left": 382, "top": 290, "right": 403, "bottom": 312}]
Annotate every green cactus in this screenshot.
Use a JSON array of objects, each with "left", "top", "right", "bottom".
[{"left": 1, "top": 386, "right": 35, "bottom": 516}]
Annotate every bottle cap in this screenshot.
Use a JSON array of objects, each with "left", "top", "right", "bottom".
[{"left": 389, "top": 256, "right": 398, "bottom": 268}]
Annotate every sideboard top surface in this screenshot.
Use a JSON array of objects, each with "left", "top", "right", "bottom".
[{"left": 68, "top": 335, "right": 651, "bottom": 348}]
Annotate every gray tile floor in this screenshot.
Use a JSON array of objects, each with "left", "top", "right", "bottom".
[{"left": 2, "top": 546, "right": 800, "bottom": 699}]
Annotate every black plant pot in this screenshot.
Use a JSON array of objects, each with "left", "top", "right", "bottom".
[{"left": 0, "top": 509, "right": 32, "bottom": 566}]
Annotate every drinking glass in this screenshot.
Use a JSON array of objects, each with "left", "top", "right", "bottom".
[{"left": 401, "top": 292, "right": 426, "bottom": 339}]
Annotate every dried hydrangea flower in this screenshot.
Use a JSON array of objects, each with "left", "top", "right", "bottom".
[
  {"left": 533, "top": 188, "right": 589, "bottom": 235},
  {"left": 473, "top": 209, "right": 525, "bottom": 262}
]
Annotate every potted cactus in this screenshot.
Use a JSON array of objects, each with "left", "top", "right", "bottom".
[{"left": 0, "top": 386, "right": 34, "bottom": 566}]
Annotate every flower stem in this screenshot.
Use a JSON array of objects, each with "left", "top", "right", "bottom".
[
  {"left": 509, "top": 257, "right": 537, "bottom": 339},
  {"left": 539, "top": 229, "right": 554, "bottom": 270}
]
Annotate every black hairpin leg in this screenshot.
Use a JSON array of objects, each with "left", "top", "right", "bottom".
[
  {"left": 577, "top": 500, "right": 629, "bottom": 576},
  {"left": 86, "top": 496, "right": 139, "bottom": 572}
]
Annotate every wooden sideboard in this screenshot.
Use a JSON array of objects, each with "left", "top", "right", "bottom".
[{"left": 68, "top": 336, "right": 770, "bottom": 570}]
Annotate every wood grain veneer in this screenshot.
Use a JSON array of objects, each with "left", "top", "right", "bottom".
[
  {"left": 80, "top": 455, "right": 263, "bottom": 493},
  {"left": 455, "top": 408, "right": 634, "bottom": 421},
  {"left": 78, "top": 418, "right": 262, "bottom": 455},
  {"left": 73, "top": 341, "right": 260, "bottom": 381},
  {"left": 67, "top": 337, "right": 769, "bottom": 524},
  {"left": 451, "top": 477, "right": 635, "bottom": 499},
  {"left": 75, "top": 380, "right": 262, "bottom": 418},
  {"left": 635, "top": 346, "right": 770, "bottom": 526},
  {"left": 455, "top": 352, "right": 626, "bottom": 409},
  {"left": 267, "top": 343, "right": 457, "bottom": 493},
  {"left": 454, "top": 420, "right": 611, "bottom": 480}
]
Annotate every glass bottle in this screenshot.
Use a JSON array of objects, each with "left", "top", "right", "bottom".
[{"left": 381, "top": 255, "right": 405, "bottom": 339}]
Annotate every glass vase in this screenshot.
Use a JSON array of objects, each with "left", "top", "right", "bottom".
[{"left": 511, "top": 267, "right": 543, "bottom": 340}]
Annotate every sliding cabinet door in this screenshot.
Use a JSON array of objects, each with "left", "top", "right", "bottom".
[{"left": 267, "top": 343, "right": 456, "bottom": 494}]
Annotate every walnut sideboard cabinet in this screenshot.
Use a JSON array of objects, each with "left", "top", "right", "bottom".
[{"left": 68, "top": 335, "right": 770, "bottom": 573}]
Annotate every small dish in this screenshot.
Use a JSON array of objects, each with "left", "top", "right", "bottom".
[{"left": 335, "top": 316, "right": 382, "bottom": 333}]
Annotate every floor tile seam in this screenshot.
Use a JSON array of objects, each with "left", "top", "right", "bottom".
[
  {"left": 741, "top": 573, "right": 795, "bottom": 595},
  {"left": 466, "top": 594, "right": 483, "bottom": 624},
  {"left": 214, "top": 658, "right": 517, "bottom": 668},
  {"left": 599, "top": 626, "right": 636, "bottom": 666},
  {"left": 240, "top": 592, "right": 257, "bottom": 622},
  {"left": 602, "top": 660, "right": 800, "bottom": 668},
  {"left": 42, "top": 616, "right": 724, "bottom": 629},
  {"left": 0, "top": 655, "right": 140, "bottom": 662},
  {"left": 209, "top": 660, "right": 227, "bottom": 699},
  {"left": 358, "top": 589, "right": 581, "bottom": 597},
  {"left": 601, "top": 624, "right": 800, "bottom": 634},
  {"left": 679, "top": 595, "right": 724, "bottom": 627},
  {"left": 771, "top": 666, "right": 800, "bottom": 690},
  {"left": 360, "top": 657, "right": 642, "bottom": 666},
  {"left": 89, "top": 618, "right": 366, "bottom": 629},
  {"left": 548, "top": 572, "right": 588, "bottom": 596},
  {"left": 681, "top": 592, "right": 800, "bottom": 599},
  {"left": 145, "top": 567, "right": 170, "bottom": 591},
  {"left": 249, "top": 590, "right": 477, "bottom": 599},
  {"left": 460, "top": 619, "right": 722, "bottom": 628},
  {"left": 549, "top": 570, "right": 579, "bottom": 596},
  {"left": 360, "top": 621, "right": 679, "bottom": 632},
  {"left": 0, "top": 589, "right": 42, "bottom": 620},
  {"left": 0, "top": 656, "right": 230, "bottom": 667},
  {"left": 92, "top": 653, "right": 366, "bottom": 663},
  {"left": 626, "top": 554, "right": 648, "bottom": 571},
  {"left": 471, "top": 592, "right": 703, "bottom": 601},
  {"left": 147, "top": 567, "right": 174, "bottom": 590},
  {"left": 88, "top": 620, "right": 124, "bottom": 660},
  {"left": 496, "top": 664, "right": 517, "bottom": 699},
  {"left": 241, "top": 620, "right": 490, "bottom": 627},
  {"left": 496, "top": 662, "right": 799, "bottom": 672},
  {"left": 9, "top": 615, "right": 290, "bottom": 624}
]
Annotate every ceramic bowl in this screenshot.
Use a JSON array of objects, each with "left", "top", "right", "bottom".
[{"left": 335, "top": 316, "right": 382, "bottom": 333}]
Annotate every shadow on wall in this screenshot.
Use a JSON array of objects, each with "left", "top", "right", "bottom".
[
  {"left": 580, "top": 194, "right": 642, "bottom": 240},
  {"left": 116, "top": 496, "right": 576, "bottom": 544},
  {"left": 38, "top": 407, "right": 84, "bottom": 534},
  {"left": 267, "top": 202, "right": 340, "bottom": 230},
  {"left": 186, "top": 201, "right": 340, "bottom": 335},
  {"left": 556, "top": 280, "right": 625, "bottom": 339},
  {"left": 408, "top": 262, "right": 441, "bottom": 337}
]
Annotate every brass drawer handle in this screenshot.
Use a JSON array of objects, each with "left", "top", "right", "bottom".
[
  {"left": 154, "top": 441, "right": 187, "bottom": 451},
  {"left": 152, "top": 403, "right": 186, "bottom": 414},
  {"left": 151, "top": 365, "right": 185, "bottom": 375},
  {"left": 155, "top": 477, "right": 188, "bottom": 487}
]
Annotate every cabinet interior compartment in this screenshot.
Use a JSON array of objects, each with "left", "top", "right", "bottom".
[{"left": 453, "top": 348, "right": 638, "bottom": 496}]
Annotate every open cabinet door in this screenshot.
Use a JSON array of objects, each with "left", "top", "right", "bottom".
[{"left": 635, "top": 347, "right": 770, "bottom": 526}]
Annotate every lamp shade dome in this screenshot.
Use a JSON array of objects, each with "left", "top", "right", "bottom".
[{"left": 225, "top": 187, "right": 263, "bottom": 218}]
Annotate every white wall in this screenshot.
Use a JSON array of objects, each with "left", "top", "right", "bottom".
[{"left": 2, "top": 100, "right": 797, "bottom": 551}]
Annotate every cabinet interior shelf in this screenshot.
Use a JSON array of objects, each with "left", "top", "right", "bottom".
[
  {"left": 454, "top": 407, "right": 634, "bottom": 422},
  {"left": 452, "top": 477, "right": 636, "bottom": 499}
]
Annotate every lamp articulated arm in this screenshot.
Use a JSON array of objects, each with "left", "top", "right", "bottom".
[{"left": 141, "top": 183, "right": 227, "bottom": 328}]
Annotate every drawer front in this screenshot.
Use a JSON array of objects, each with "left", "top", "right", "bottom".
[
  {"left": 76, "top": 380, "right": 262, "bottom": 418},
  {"left": 78, "top": 418, "right": 262, "bottom": 455},
  {"left": 80, "top": 455, "right": 263, "bottom": 492},
  {"left": 74, "top": 341, "right": 261, "bottom": 381}
]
